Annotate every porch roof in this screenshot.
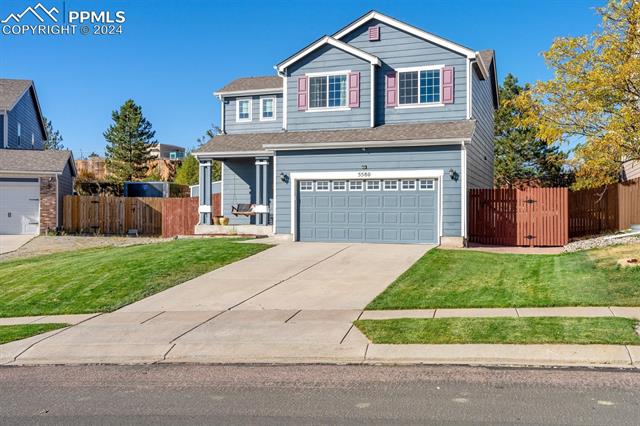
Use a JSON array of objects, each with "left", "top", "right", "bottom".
[{"left": 195, "top": 120, "right": 476, "bottom": 157}]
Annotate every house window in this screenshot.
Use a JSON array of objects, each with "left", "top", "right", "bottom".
[
  {"left": 349, "top": 180, "right": 363, "bottom": 191},
  {"left": 260, "top": 97, "right": 275, "bottom": 121},
  {"left": 31, "top": 133, "right": 35, "bottom": 147},
  {"left": 401, "top": 180, "right": 417, "bottom": 190},
  {"left": 17, "top": 122, "right": 21, "bottom": 145},
  {"left": 237, "top": 99, "right": 252, "bottom": 121},
  {"left": 398, "top": 67, "right": 441, "bottom": 105},
  {"left": 332, "top": 181, "right": 346, "bottom": 191},
  {"left": 366, "top": 180, "right": 381, "bottom": 191},
  {"left": 300, "top": 181, "right": 314, "bottom": 191},
  {"left": 316, "top": 181, "right": 330, "bottom": 191},
  {"left": 419, "top": 179, "right": 435, "bottom": 190},
  {"left": 383, "top": 180, "right": 398, "bottom": 191},
  {"left": 309, "top": 73, "right": 347, "bottom": 109}
]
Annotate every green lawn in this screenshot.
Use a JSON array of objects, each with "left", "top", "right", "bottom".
[
  {"left": 0, "top": 324, "right": 68, "bottom": 345},
  {"left": 367, "top": 247, "right": 640, "bottom": 309},
  {"left": 0, "top": 238, "right": 270, "bottom": 317},
  {"left": 355, "top": 317, "right": 640, "bottom": 345}
]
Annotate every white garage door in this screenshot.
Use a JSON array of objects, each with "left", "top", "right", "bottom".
[{"left": 0, "top": 180, "right": 40, "bottom": 235}]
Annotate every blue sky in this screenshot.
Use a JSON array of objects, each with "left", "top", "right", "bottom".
[{"left": 1, "top": 0, "right": 601, "bottom": 157}]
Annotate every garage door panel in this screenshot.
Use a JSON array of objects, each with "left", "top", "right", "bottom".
[
  {"left": 0, "top": 181, "right": 40, "bottom": 235},
  {"left": 298, "top": 178, "right": 438, "bottom": 244}
]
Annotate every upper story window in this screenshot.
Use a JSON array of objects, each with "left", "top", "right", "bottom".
[
  {"left": 31, "top": 133, "right": 35, "bottom": 148},
  {"left": 236, "top": 99, "right": 252, "bottom": 122},
  {"left": 398, "top": 66, "right": 442, "bottom": 106},
  {"left": 260, "top": 97, "right": 276, "bottom": 121},
  {"left": 309, "top": 73, "right": 348, "bottom": 109},
  {"left": 17, "top": 122, "right": 21, "bottom": 145}
]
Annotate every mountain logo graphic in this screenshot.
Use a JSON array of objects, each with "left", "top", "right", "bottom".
[{"left": 1, "top": 3, "right": 59, "bottom": 24}]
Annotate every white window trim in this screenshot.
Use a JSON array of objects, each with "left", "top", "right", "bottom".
[
  {"left": 315, "top": 181, "right": 330, "bottom": 191},
  {"left": 236, "top": 98, "right": 252, "bottom": 122},
  {"left": 395, "top": 64, "right": 445, "bottom": 108},
  {"left": 419, "top": 179, "right": 436, "bottom": 191},
  {"left": 289, "top": 170, "right": 444, "bottom": 243},
  {"left": 349, "top": 180, "right": 363, "bottom": 191},
  {"left": 300, "top": 180, "right": 314, "bottom": 191},
  {"left": 383, "top": 180, "right": 398, "bottom": 191},
  {"left": 366, "top": 180, "right": 381, "bottom": 191},
  {"left": 401, "top": 179, "right": 417, "bottom": 191},
  {"left": 306, "top": 70, "right": 351, "bottom": 112},
  {"left": 259, "top": 97, "right": 277, "bottom": 121},
  {"left": 332, "top": 180, "right": 347, "bottom": 191}
]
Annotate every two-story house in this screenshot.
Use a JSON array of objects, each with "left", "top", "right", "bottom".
[
  {"left": 195, "top": 11, "right": 498, "bottom": 246},
  {"left": 0, "top": 79, "right": 76, "bottom": 235}
]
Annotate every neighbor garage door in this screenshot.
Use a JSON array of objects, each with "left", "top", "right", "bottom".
[
  {"left": 0, "top": 180, "right": 40, "bottom": 235},
  {"left": 297, "top": 178, "right": 438, "bottom": 244}
]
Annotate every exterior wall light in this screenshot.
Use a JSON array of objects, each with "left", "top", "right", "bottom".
[
  {"left": 449, "top": 168, "right": 459, "bottom": 181},
  {"left": 279, "top": 172, "right": 289, "bottom": 183}
]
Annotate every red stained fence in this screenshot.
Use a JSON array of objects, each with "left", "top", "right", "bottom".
[
  {"left": 468, "top": 188, "right": 569, "bottom": 247},
  {"left": 161, "top": 194, "right": 221, "bottom": 238}
]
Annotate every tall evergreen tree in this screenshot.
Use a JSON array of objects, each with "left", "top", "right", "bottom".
[
  {"left": 494, "top": 74, "right": 571, "bottom": 188},
  {"left": 104, "top": 99, "right": 156, "bottom": 182},
  {"left": 43, "top": 117, "right": 64, "bottom": 150}
]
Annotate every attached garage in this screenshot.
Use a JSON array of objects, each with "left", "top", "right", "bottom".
[
  {"left": 0, "top": 180, "right": 40, "bottom": 234},
  {"left": 293, "top": 172, "right": 441, "bottom": 244}
]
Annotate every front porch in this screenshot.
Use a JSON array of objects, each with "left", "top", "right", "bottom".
[{"left": 196, "top": 154, "right": 274, "bottom": 234}]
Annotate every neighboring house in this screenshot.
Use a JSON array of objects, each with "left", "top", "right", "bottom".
[
  {"left": 622, "top": 161, "right": 640, "bottom": 181},
  {"left": 195, "top": 11, "right": 498, "bottom": 246},
  {"left": 0, "top": 79, "right": 77, "bottom": 235},
  {"left": 149, "top": 143, "right": 186, "bottom": 161},
  {"left": 76, "top": 155, "right": 107, "bottom": 179}
]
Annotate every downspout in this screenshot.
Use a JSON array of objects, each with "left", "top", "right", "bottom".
[
  {"left": 218, "top": 95, "right": 225, "bottom": 134},
  {"left": 276, "top": 67, "right": 287, "bottom": 130}
]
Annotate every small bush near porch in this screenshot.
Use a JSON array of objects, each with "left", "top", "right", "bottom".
[
  {"left": 367, "top": 244, "right": 640, "bottom": 309},
  {"left": 0, "top": 238, "right": 270, "bottom": 318}
]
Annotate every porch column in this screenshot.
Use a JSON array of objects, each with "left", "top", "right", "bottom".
[
  {"left": 262, "top": 158, "right": 268, "bottom": 224},
  {"left": 198, "top": 160, "right": 212, "bottom": 225},
  {"left": 255, "top": 160, "right": 262, "bottom": 225}
]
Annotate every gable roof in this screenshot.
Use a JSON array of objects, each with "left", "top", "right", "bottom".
[
  {"left": 196, "top": 120, "right": 475, "bottom": 156},
  {"left": 332, "top": 11, "right": 476, "bottom": 59},
  {"left": 0, "top": 79, "right": 48, "bottom": 140},
  {"left": 0, "top": 79, "right": 32, "bottom": 110},
  {"left": 0, "top": 149, "right": 76, "bottom": 176},
  {"left": 214, "top": 76, "right": 282, "bottom": 96},
  {"left": 476, "top": 50, "right": 494, "bottom": 80},
  {"left": 276, "top": 36, "right": 381, "bottom": 73}
]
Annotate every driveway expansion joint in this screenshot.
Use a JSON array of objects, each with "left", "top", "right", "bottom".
[
  {"left": 284, "top": 310, "right": 301, "bottom": 323},
  {"left": 169, "top": 311, "right": 226, "bottom": 344},
  {"left": 140, "top": 311, "right": 165, "bottom": 324}
]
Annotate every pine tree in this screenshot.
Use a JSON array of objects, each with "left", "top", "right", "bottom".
[
  {"left": 43, "top": 117, "right": 64, "bottom": 150},
  {"left": 494, "top": 74, "right": 572, "bottom": 188},
  {"left": 104, "top": 99, "right": 156, "bottom": 182}
]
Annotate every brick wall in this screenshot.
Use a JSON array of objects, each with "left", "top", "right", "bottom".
[{"left": 39, "top": 176, "right": 57, "bottom": 233}]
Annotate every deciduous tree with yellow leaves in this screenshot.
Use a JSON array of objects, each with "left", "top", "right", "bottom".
[{"left": 516, "top": 0, "right": 639, "bottom": 189}]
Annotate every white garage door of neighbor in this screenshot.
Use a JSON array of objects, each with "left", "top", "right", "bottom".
[{"left": 0, "top": 181, "right": 40, "bottom": 235}]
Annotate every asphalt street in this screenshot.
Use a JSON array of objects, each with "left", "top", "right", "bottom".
[{"left": 0, "top": 364, "right": 639, "bottom": 425}]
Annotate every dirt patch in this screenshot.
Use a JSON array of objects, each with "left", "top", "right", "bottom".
[
  {"left": 0, "top": 235, "right": 172, "bottom": 262},
  {"left": 617, "top": 258, "right": 640, "bottom": 268}
]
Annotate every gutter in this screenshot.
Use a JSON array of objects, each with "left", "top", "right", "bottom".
[
  {"left": 262, "top": 138, "right": 471, "bottom": 151},
  {"left": 213, "top": 88, "right": 283, "bottom": 97}
]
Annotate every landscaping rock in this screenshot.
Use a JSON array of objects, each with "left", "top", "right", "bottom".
[{"left": 563, "top": 234, "right": 640, "bottom": 253}]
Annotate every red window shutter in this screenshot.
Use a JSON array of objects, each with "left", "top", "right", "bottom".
[
  {"left": 348, "top": 72, "right": 360, "bottom": 108},
  {"left": 368, "top": 26, "right": 380, "bottom": 41},
  {"left": 385, "top": 71, "right": 397, "bottom": 107},
  {"left": 441, "top": 66, "right": 454, "bottom": 104},
  {"left": 297, "top": 76, "right": 308, "bottom": 110}
]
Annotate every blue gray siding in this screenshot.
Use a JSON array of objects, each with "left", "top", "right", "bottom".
[
  {"left": 222, "top": 159, "right": 273, "bottom": 225},
  {"left": 467, "top": 65, "right": 495, "bottom": 189},
  {"left": 57, "top": 160, "right": 74, "bottom": 227},
  {"left": 6, "top": 88, "right": 45, "bottom": 150},
  {"left": 286, "top": 45, "right": 371, "bottom": 131},
  {"left": 341, "top": 19, "right": 467, "bottom": 125},
  {"left": 274, "top": 146, "right": 462, "bottom": 237},
  {"left": 0, "top": 114, "right": 4, "bottom": 147},
  {"left": 223, "top": 94, "right": 283, "bottom": 134}
]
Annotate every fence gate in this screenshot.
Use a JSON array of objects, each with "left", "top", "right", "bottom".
[{"left": 468, "top": 188, "right": 568, "bottom": 247}]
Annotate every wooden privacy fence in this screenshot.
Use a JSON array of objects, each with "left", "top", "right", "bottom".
[
  {"left": 569, "top": 177, "right": 640, "bottom": 237},
  {"left": 63, "top": 195, "right": 221, "bottom": 237},
  {"left": 468, "top": 188, "right": 568, "bottom": 247}
]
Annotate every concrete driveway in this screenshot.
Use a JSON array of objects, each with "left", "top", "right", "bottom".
[
  {"left": 1, "top": 242, "right": 431, "bottom": 365},
  {"left": 0, "top": 235, "right": 35, "bottom": 255}
]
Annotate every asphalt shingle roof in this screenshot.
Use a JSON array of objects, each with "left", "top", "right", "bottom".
[
  {"left": 0, "top": 149, "right": 75, "bottom": 174},
  {"left": 197, "top": 120, "right": 476, "bottom": 155},
  {"left": 215, "top": 76, "right": 282, "bottom": 94},
  {"left": 0, "top": 79, "right": 32, "bottom": 110}
]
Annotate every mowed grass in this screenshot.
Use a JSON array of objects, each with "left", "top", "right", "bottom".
[
  {"left": 367, "top": 246, "right": 640, "bottom": 309},
  {"left": 355, "top": 317, "right": 640, "bottom": 345},
  {"left": 0, "top": 324, "right": 68, "bottom": 345},
  {"left": 0, "top": 238, "right": 270, "bottom": 317}
]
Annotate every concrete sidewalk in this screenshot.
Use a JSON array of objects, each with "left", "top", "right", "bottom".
[
  {"left": 360, "top": 306, "right": 640, "bottom": 320},
  {"left": 0, "top": 314, "right": 100, "bottom": 326}
]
